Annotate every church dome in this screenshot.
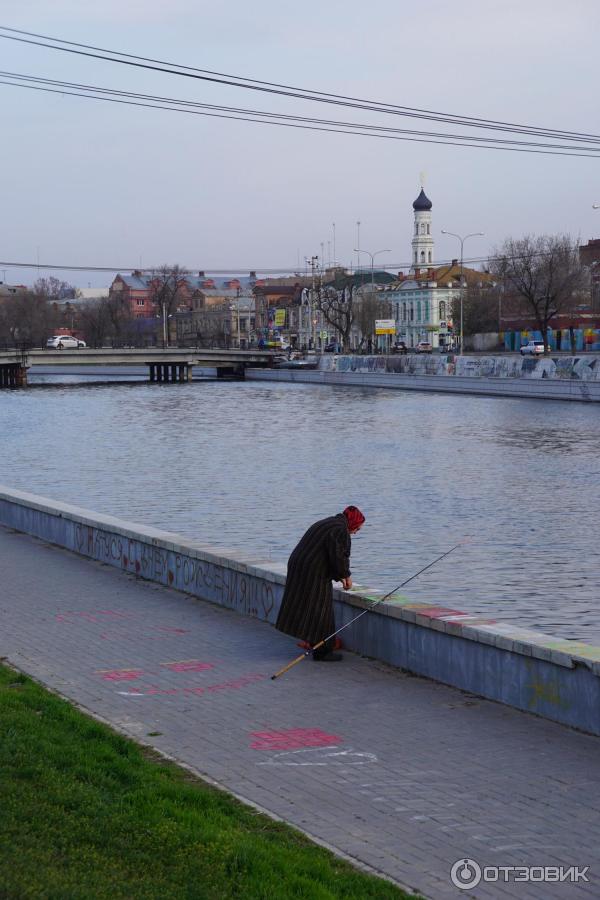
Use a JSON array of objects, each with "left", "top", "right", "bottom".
[{"left": 412, "top": 188, "right": 432, "bottom": 211}]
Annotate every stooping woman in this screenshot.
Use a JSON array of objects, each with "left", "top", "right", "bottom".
[{"left": 275, "top": 505, "right": 365, "bottom": 662}]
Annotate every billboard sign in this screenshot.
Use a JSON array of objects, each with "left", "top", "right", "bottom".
[{"left": 375, "top": 319, "right": 395, "bottom": 335}]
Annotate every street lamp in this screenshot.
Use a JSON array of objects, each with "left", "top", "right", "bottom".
[
  {"left": 440, "top": 230, "right": 484, "bottom": 355},
  {"left": 354, "top": 248, "right": 391, "bottom": 352},
  {"left": 353, "top": 248, "right": 391, "bottom": 294},
  {"left": 229, "top": 296, "right": 242, "bottom": 348}
]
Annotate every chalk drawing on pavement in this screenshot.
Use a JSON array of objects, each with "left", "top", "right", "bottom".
[
  {"left": 160, "top": 659, "right": 215, "bottom": 672},
  {"left": 249, "top": 728, "right": 342, "bottom": 750},
  {"left": 115, "top": 673, "right": 265, "bottom": 698},
  {"left": 95, "top": 668, "right": 145, "bottom": 681},
  {"left": 258, "top": 747, "right": 378, "bottom": 767}
]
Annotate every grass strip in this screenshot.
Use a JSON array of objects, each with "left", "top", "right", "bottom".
[{"left": 0, "top": 664, "right": 415, "bottom": 899}]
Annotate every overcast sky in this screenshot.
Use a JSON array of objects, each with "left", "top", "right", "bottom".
[{"left": 1, "top": 0, "right": 599, "bottom": 287}]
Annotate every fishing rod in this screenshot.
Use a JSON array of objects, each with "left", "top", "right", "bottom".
[{"left": 271, "top": 541, "right": 465, "bottom": 681}]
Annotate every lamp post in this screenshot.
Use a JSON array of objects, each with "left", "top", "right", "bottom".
[
  {"left": 229, "top": 302, "right": 241, "bottom": 348},
  {"left": 354, "top": 248, "right": 391, "bottom": 352},
  {"left": 440, "top": 230, "right": 484, "bottom": 355},
  {"left": 354, "top": 248, "right": 391, "bottom": 293},
  {"left": 305, "top": 255, "right": 319, "bottom": 350}
]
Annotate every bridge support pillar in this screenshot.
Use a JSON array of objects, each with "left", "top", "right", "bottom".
[
  {"left": 0, "top": 363, "right": 27, "bottom": 388},
  {"left": 0, "top": 364, "right": 28, "bottom": 388},
  {"left": 147, "top": 362, "right": 193, "bottom": 384}
]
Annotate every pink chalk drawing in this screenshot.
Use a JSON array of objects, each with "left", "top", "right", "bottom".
[
  {"left": 96, "top": 669, "right": 145, "bottom": 681},
  {"left": 115, "top": 673, "right": 264, "bottom": 698},
  {"left": 160, "top": 660, "right": 215, "bottom": 673},
  {"left": 249, "top": 728, "right": 342, "bottom": 751},
  {"left": 205, "top": 674, "right": 264, "bottom": 693}
]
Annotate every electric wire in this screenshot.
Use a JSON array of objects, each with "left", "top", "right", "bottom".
[
  {"left": 1, "top": 76, "right": 598, "bottom": 159},
  {"left": 1, "top": 25, "right": 598, "bottom": 146},
  {"left": 0, "top": 248, "right": 580, "bottom": 277},
  {"left": 2, "top": 70, "right": 599, "bottom": 156}
]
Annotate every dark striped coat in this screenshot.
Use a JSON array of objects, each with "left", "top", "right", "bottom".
[{"left": 275, "top": 513, "right": 352, "bottom": 645}]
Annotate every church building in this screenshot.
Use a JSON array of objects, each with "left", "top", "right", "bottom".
[{"left": 380, "top": 187, "right": 488, "bottom": 351}]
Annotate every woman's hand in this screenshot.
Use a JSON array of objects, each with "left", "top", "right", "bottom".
[{"left": 342, "top": 577, "right": 352, "bottom": 590}]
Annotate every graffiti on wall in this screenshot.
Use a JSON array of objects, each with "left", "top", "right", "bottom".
[{"left": 73, "top": 523, "right": 278, "bottom": 620}]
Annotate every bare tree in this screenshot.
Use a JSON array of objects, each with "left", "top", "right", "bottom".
[
  {"left": 0, "top": 291, "right": 58, "bottom": 347},
  {"left": 315, "top": 284, "right": 356, "bottom": 351},
  {"left": 148, "top": 264, "right": 190, "bottom": 346},
  {"left": 490, "top": 235, "right": 585, "bottom": 352},
  {"left": 78, "top": 299, "right": 113, "bottom": 348},
  {"left": 105, "top": 293, "right": 135, "bottom": 346},
  {"left": 355, "top": 291, "right": 392, "bottom": 351},
  {"left": 455, "top": 282, "right": 501, "bottom": 337},
  {"left": 32, "top": 276, "right": 75, "bottom": 302}
]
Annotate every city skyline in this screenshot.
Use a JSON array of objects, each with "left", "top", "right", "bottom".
[{"left": 1, "top": 0, "right": 599, "bottom": 287}]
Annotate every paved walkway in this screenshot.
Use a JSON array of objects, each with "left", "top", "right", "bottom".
[{"left": 2, "top": 525, "right": 600, "bottom": 900}]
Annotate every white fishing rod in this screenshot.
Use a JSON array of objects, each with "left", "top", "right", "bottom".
[{"left": 271, "top": 541, "right": 466, "bottom": 681}]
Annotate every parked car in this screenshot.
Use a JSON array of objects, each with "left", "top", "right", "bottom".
[
  {"left": 520, "top": 340, "right": 546, "bottom": 356},
  {"left": 414, "top": 341, "right": 433, "bottom": 354},
  {"left": 391, "top": 341, "right": 408, "bottom": 354},
  {"left": 46, "top": 336, "right": 87, "bottom": 349}
]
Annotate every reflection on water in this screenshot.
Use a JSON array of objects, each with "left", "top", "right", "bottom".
[{"left": 2, "top": 378, "right": 599, "bottom": 641}]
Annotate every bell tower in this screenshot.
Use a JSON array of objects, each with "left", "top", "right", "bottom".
[{"left": 411, "top": 187, "right": 434, "bottom": 271}]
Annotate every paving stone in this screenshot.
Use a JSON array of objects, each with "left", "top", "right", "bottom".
[{"left": 1, "top": 524, "right": 599, "bottom": 899}]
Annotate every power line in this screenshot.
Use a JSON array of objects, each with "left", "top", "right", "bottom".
[
  {"left": 0, "top": 248, "right": 581, "bottom": 277},
  {"left": 1, "top": 25, "right": 599, "bottom": 147},
  {"left": 1, "top": 74, "right": 599, "bottom": 159},
  {"left": 3, "top": 70, "right": 600, "bottom": 154}
]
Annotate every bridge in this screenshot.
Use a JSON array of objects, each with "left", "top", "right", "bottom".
[{"left": 0, "top": 347, "right": 280, "bottom": 387}]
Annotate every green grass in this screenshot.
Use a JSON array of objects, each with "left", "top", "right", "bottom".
[{"left": 0, "top": 664, "right": 413, "bottom": 900}]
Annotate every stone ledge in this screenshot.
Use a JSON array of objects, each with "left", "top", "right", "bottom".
[
  {"left": 2, "top": 483, "right": 596, "bottom": 675},
  {"left": 2, "top": 485, "right": 600, "bottom": 735}
]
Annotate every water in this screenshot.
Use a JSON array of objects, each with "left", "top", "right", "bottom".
[{"left": 2, "top": 376, "right": 599, "bottom": 641}]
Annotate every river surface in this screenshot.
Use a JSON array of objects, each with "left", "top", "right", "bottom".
[{"left": 2, "top": 375, "right": 599, "bottom": 642}]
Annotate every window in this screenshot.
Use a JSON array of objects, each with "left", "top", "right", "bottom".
[
  {"left": 439, "top": 300, "right": 446, "bottom": 320},
  {"left": 416, "top": 301, "right": 421, "bottom": 322},
  {"left": 421, "top": 223, "right": 426, "bottom": 234},
  {"left": 136, "top": 298, "right": 145, "bottom": 306},
  {"left": 402, "top": 302, "right": 407, "bottom": 321},
  {"left": 410, "top": 304, "right": 414, "bottom": 321},
  {"left": 420, "top": 251, "right": 425, "bottom": 263},
  {"left": 426, "top": 224, "right": 430, "bottom": 235},
  {"left": 428, "top": 251, "right": 432, "bottom": 263}
]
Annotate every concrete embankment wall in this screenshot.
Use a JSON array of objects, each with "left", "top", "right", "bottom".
[
  {"left": 247, "top": 354, "right": 600, "bottom": 401},
  {"left": 2, "top": 485, "right": 600, "bottom": 735}
]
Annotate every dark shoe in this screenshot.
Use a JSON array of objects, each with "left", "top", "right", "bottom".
[{"left": 312, "top": 651, "right": 343, "bottom": 662}]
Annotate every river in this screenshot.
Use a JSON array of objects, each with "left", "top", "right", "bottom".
[{"left": 1, "top": 375, "right": 599, "bottom": 642}]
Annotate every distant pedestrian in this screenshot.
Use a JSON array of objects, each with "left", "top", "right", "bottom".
[{"left": 275, "top": 506, "right": 365, "bottom": 662}]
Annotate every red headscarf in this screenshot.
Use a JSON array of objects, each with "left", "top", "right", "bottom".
[{"left": 343, "top": 505, "right": 365, "bottom": 532}]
